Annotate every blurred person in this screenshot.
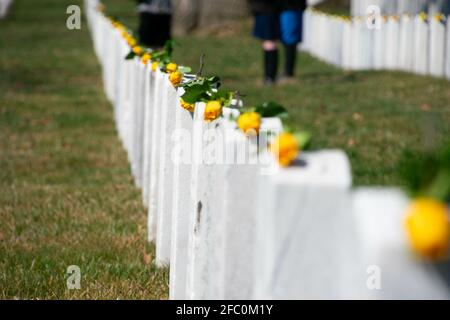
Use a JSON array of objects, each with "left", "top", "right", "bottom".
[
  {"left": 137, "top": 0, "right": 172, "bottom": 48},
  {"left": 250, "top": 0, "right": 307, "bottom": 85}
]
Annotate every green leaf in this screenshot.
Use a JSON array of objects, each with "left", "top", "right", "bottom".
[
  {"left": 255, "top": 101, "right": 289, "bottom": 118},
  {"left": 294, "top": 131, "right": 311, "bottom": 150},
  {"left": 207, "top": 76, "right": 220, "bottom": 84},
  {"left": 178, "top": 66, "right": 192, "bottom": 74},
  {"left": 398, "top": 141, "right": 450, "bottom": 201},
  {"left": 125, "top": 51, "right": 135, "bottom": 60},
  {"left": 181, "top": 83, "right": 210, "bottom": 104},
  {"left": 164, "top": 40, "right": 175, "bottom": 58}
]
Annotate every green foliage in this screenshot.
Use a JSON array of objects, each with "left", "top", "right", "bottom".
[
  {"left": 125, "top": 51, "right": 136, "bottom": 60},
  {"left": 294, "top": 131, "right": 312, "bottom": 150},
  {"left": 151, "top": 40, "right": 175, "bottom": 68},
  {"left": 181, "top": 75, "right": 233, "bottom": 105},
  {"left": 399, "top": 141, "right": 450, "bottom": 201},
  {"left": 254, "top": 101, "right": 289, "bottom": 119}
]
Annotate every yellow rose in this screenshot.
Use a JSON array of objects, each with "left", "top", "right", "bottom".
[
  {"left": 127, "top": 37, "right": 137, "bottom": 47},
  {"left": 151, "top": 61, "right": 159, "bottom": 72},
  {"left": 419, "top": 11, "right": 428, "bottom": 21},
  {"left": 269, "top": 133, "right": 299, "bottom": 167},
  {"left": 166, "top": 62, "right": 178, "bottom": 74},
  {"left": 141, "top": 53, "right": 152, "bottom": 65},
  {"left": 169, "top": 70, "right": 183, "bottom": 86},
  {"left": 405, "top": 198, "right": 449, "bottom": 260},
  {"left": 237, "top": 112, "right": 261, "bottom": 135},
  {"left": 204, "top": 100, "right": 222, "bottom": 121},
  {"left": 180, "top": 99, "right": 195, "bottom": 112},
  {"left": 132, "top": 46, "right": 143, "bottom": 56}
]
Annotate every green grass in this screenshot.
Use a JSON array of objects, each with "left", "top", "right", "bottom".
[
  {"left": 315, "top": 0, "right": 351, "bottom": 15},
  {"left": 0, "top": 0, "right": 168, "bottom": 299},
  {"left": 1, "top": 0, "right": 450, "bottom": 299}
]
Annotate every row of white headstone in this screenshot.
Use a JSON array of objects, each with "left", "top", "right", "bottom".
[
  {"left": 85, "top": 0, "right": 450, "bottom": 299},
  {"left": 302, "top": 8, "right": 450, "bottom": 78},
  {"left": 0, "top": 0, "right": 12, "bottom": 18},
  {"left": 350, "top": 0, "right": 449, "bottom": 16}
]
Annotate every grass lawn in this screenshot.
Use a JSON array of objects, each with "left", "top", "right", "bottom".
[
  {"left": 0, "top": 0, "right": 168, "bottom": 299},
  {"left": 1, "top": 0, "right": 449, "bottom": 299}
]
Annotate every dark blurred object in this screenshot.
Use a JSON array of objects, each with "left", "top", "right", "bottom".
[{"left": 137, "top": 0, "right": 172, "bottom": 48}]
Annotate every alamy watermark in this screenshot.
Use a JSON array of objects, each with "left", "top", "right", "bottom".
[
  {"left": 366, "top": 5, "right": 382, "bottom": 30},
  {"left": 66, "top": 5, "right": 81, "bottom": 30},
  {"left": 170, "top": 126, "right": 282, "bottom": 176},
  {"left": 66, "top": 265, "right": 81, "bottom": 290},
  {"left": 366, "top": 265, "right": 382, "bottom": 290}
]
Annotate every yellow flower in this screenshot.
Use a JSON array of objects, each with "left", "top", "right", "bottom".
[
  {"left": 169, "top": 70, "right": 183, "bottom": 86},
  {"left": 132, "top": 46, "right": 143, "bottom": 56},
  {"left": 166, "top": 62, "right": 178, "bottom": 74},
  {"left": 127, "top": 37, "right": 137, "bottom": 47},
  {"left": 151, "top": 61, "right": 159, "bottom": 72},
  {"left": 269, "top": 133, "right": 299, "bottom": 167},
  {"left": 204, "top": 100, "right": 222, "bottom": 121},
  {"left": 405, "top": 198, "right": 449, "bottom": 260},
  {"left": 141, "top": 53, "right": 152, "bottom": 65},
  {"left": 180, "top": 99, "right": 195, "bottom": 112},
  {"left": 419, "top": 11, "right": 428, "bottom": 21},
  {"left": 237, "top": 112, "right": 261, "bottom": 135},
  {"left": 434, "top": 13, "right": 445, "bottom": 22}
]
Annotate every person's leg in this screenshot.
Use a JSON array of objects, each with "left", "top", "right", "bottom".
[
  {"left": 253, "top": 13, "right": 280, "bottom": 84},
  {"left": 263, "top": 40, "right": 278, "bottom": 84},
  {"left": 280, "top": 10, "right": 303, "bottom": 78},
  {"left": 284, "top": 43, "right": 297, "bottom": 77}
]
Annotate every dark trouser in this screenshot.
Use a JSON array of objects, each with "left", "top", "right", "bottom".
[
  {"left": 264, "top": 49, "right": 278, "bottom": 82},
  {"left": 264, "top": 44, "right": 297, "bottom": 82},
  {"left": 255, "top": 10, "right": 303, "bottom": 82},
  {"left": 138, "top": 12, "right": 172, "bottom": 48},
  {"left": 283, "top": 44, "right": 297, "bottom": 77}
]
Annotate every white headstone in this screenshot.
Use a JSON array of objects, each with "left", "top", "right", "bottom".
[
  {"left": 253, "top": 150, "right": 354, "bottom": 299},
  {"left": 398, "top": 15, "right": 415, "bottom": 72},
  {"left": 148, "top": 70, "right": 167, "bottom": 242},
  {"left": 385, "top": 16, "right": 400, "bottom": 70},
  {"left": 155, "top": 82, "right": 180, "bottom": 266},
  {"left": 142, "top": 69, "right": 155, "bottom": 207},
  {"left": 372, "top": 17, "right": 386, "bottom": 70},
  {"left": 429, "top": 16, "right": 446, "bottom": 77},
  {"left": 342, "top": 19, "right": 353, "bottom": 69},
  {"left": 169, "top": 102, "right": 196, "bottom": 300},
  {"left": 413, "top": 15, "right": 429, "bottom": 75},
  {"left": 446, "top": 16, "right": 450, "bottom": 79}
]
